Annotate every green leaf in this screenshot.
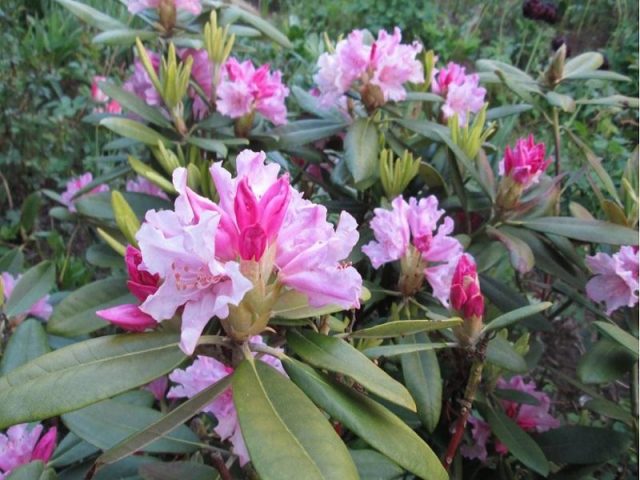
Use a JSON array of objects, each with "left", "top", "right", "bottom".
[
  {"left": 535, "top": 426, "right": 630, "bottom": 464},
  {"left": 62, "top": 399, "right": 198, "bottom": 454},
  {"left": 402, "top": 92, "right": 443, "bottom": 103},
  {"left": 20, "top": 192, "right": 41, "bottom": 232},
  {"left": 272, "top": 288, "right": 370, "bottom": 320},
  {"left": 486, "top": 336, "right": 528, "bottom": 372},
  {"left": 98, "top": 82, "right": 171, "bottom": 128},
  {"left": 577, "top": 94, "right": 639, "bottom": 108},
  {"left": 545, "top": 92, "right": 576, "bottom": 112},
  {"left": 139, "top": 461, "right": 221, "bottom": 480},
  {"left": 593, "top": 322, "right": 638, "bottom": 358},
  {"left": 47, "top": 277, "right": 133, "bottom": 337},
  {"left": 283, "top": 358, "right": 447, "bottom": 480},
  {"left": 350, "top": 319, "right": 461, "bottom": 338},
  {"left": 0, "top": 332, "right": 185, "bottom": 428},
  {"left": 401, "top": 333, "right": 442, "bottom": 432},
  {"left": 520, "top": 217, "right": 638, "bottom": 245},
  {"left": 562, "top": 52, "right": 603, "bottom": 80},
  {"left": 233, "top": 359, "right": 358, "bottom": 480},
  {"left": 50, "top": 433, "right": 99, "bottom": 468},
  {"left": 55, "top": 0, "right": 125, "bottom": 30},
  {"left": 363, "top": 342, "right": 453, "bottom": 358},
  {"left": 272, "top": 119, "right": 348, "bottom": 148},
  {"left": 98, "top": 376, "right": 231, "bottom": 466},
  {"left": 485, "top": 104, "right": 532, "bottom": 120},
  {"left": 186, "top": 137, "right": 228, "bottom": 156},
  {"left": 483, "top": 302, "right": 552, "bottom": 333},
  {"left": 224, "top": 6, "right": 292, "bottom": 48},
  {"left": 287, "top": 330, "right": 416, "bottom": 411},
  {"left": 4, "top": 261, "right": 55, "bottom": 318},
  {"left": 577, "top": 339, "right": 636, "bottom": 384},
  {"left": 484, "top": 406, "right": 549, "bottom": 476},
  {"left": 584, "top": 398, "right": 635, "bottom": 425},
  {"left": 6, "top": 461, "right": 55, "bottom": 480},
  {"left": 92, "top": 29, "right": 157, "bottom": 46},
  {"left": 100, "top": 118, "right": 169, "bottom": 146},
  {"left": 344, "top": 118, "right": 380, "bottom": 188},
  {"left": 349, "top": 450, "right": 404, "bottom": 480},
  {"left": 487, "top": 226, "right": 535, "bottom": 273},
  {"left": 567, "top": 70, "right": 631, "bottom": 82},
  {"left": 0, "top": 249, "right": 24, "bottom": 274},
  {"left": 290, "top": 86, "right": 345, "bottom": 121},
  {"left": 0, "top": 319, "right": 50, "bottom": 375}
]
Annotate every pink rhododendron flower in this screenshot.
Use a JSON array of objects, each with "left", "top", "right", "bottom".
[
  {"left": 126, "top": 176, "right": 169, "bottom": 200},
  {"left": 91, "top": 75, "right": 109, "bottom": 103},
  {"left": 217, "top": 58, "right": 289, "bottom": 125},
  {"left": 145, "top": 376, "right": 168, "bottom": 401},
  {"left": 0, "top": 424, "right": 57, "bottom": 479},
  {"left": 1, "top": 272, "right": 52, "bottom": 321},
  {"left": 462, "top": 376, "right": 560, "bottom": 461},
  {"left": 60, "top": 173, "right": 109, "bottom": 213},
  {"left": 167, "top": 336, "right": 285, "bottom": 465},
  {"left": 127, "top": 0, "right": 202, "bottom": 15},
  {"left": 362, "top": 195, "right": 462, "bottom": 304},
  {"left": 450, "top": 253, "right": 484, "bottom": 321},
  {"left": 314, "top": 27, "right": 423, "bottom": 107},
  {"left": 432, "top": 62, "right": 486, "bottom": 126},
  {"left": 123, "top": 53, "right": 162, "bottom": 107},
  {"left": 586, "top": 246, "right": 639, "bottom": 315},
  {"left": 499, "top": 135, "right": 551, "bottom": 188},
  {"left": 180, "top": 48, "right": 213, "bottom": 120}
]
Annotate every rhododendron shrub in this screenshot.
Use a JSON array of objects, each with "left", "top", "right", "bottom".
[{"left": 1, "top": 2, "right": 637, "bottom": 480}]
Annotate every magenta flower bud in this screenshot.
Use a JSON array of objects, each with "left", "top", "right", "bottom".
[
  {"left": 450, "top": 254, "right": 484, "bottom": 345},
  {"left": 259, "top": 175, "right": 291, "bottom": 240},
  {"left": 499, "top": 135, "right": 551, "bottom": 189},
  {"left": 31, "top": 427, "right": 57, "bottom": 464},
  {"left": 125, "top": 245, "right": 159, "bottom": 302},
  {"left": 238, "top": 224, "right": 268, "bottom": 261},
  {"left": 234, "top": 177, "right": 260, "bottom": 233},
  {"left": 96, "top": 304, "right": 158, "bottom": 332}
]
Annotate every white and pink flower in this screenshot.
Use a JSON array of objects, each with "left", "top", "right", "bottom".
[
  {"left": 60, "top": 173, "right": 109, "bottom": 213},
  {"left": 586, "top": 246, "right": 639, "bottom": 315},
  {"left": 432, "top": 62, "right": 486, "bottom": 126},
  {"left": 0, "top": 424, "right": 57, "bottom": 479}
]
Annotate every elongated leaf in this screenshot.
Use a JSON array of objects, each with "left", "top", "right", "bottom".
[
  {"left": 486, "top": 104, "right": 532, "bottom": 120},
  {"left": 402, "top": 92, "right": 443, "bottom": 103},
  {"left": 55, "top": 0, "right": 125, "bottom": 30},
  {"left": 577, "top": 94, "right": 639, "bottom": 108},
  {"left": 186, "top": 137, "right": 227, "bottom": 156},
  {"left": 535, "top": 426, "right": 630, "bottom": 464},
  {"left": 577, "top": 339, "right": 635, "bottom": 384},
  {"left": 562, "top": 52, "right": 603, "bottom": 80},
  {"left": 272, "top": 119, "right": 348, "bottom": 148},
  {"left": 401, "top": 333, "right": 442, "bottom": 432},
  {"left": 139, "top": 462, "right": 220, "bottom": 480},
  {"left": 233, "top": 359, "right": 358, "bottom": 480},
  {"left": 0, "top": 249, "right": 24, "bottom": 274},
  {"left": 0, "top": 333, "right": 185, "bottom": 428},
  {"left": 283, "top": 358, "right": 447, "bottom": 480},
  {"left": 92, "top": 29, "right": 157, "bottom": 46},
  {"left": 226, "top": 7, "right": 292, "bottom": 48},
  {"left": 483, "top": 302, "right": 552, "bottom": 333},
  {"left": 0, "top": 320, "right": 50, "bottom": 375},
  {"left": 4, "top": 261, "right": 55, "bottom": 318},
  {"left": 100, "top": 118, "right": 169, "bottom": 146},
  {"left": 50, "top": 433, "right": 99, "bottom": 468},
  {"left": 344, "top": 118, "right": 380, "bottom": 188},
  {"left": 593, "top": 322, "right": 638, "bottom": 358},
  {"left": 98, "top": 82, "right": 170, "bottom": 128},
  {"left": 5, "top": 461, "right": 53, "bottom": 480},
  {"left": 521, "top": 217, "right": 638, "bottom": 245},
  {"left": 47, "top": 278, "right": 133, "bottom": 337},
  {"left": 545, "top": 92, "right": 576, "bottom": 112},
  {"left": 584, "top": 398, "right": 634, "bottom": 425},
  {"left": 272, "top": 288, "right": 370, "bottom": 320},
  {"left": 350, "top": 319, "right": 461, "bottom": 339},
  {"left": 363, "top": 342, "right": 453, "bottom": 358},
  {"left": 484, "top": 406, "right": 549, "bottom": 475},
  {"left": 287, "top": 330, "right": 416, "bottom": 411},
  {"left": 487, "top": 226, "right": 534, "bottom": 273},
  {"left": 349, "top": 450, "right": 404, "bottom": 480},
  {"left": 62, "top": 399, "right": 198, "bottom": 454},
  {"left": 98, "top": 376, "right": 231, "bottom": 466},
  {"left": 486, "top": 336, "right": 528, "bottom": 372}
]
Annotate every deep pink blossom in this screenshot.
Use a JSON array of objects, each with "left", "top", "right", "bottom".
[
  {"left": 91, "top": 76, "right": 109, "bottom": 103},
  {"left": 126, "top": 176, "right": 169, "bottom": 200},
  {"left": 0, "top": 424, "right": 57, "bottom": 479},
  {"left": 462, "top": 376, "right": 560, "bottom": 461},
  {"left": 432, "top": 62, "right": 486, "bottom": 126},
  {"left": 167, "top": 337, "right": 284, "bottom": 465},
  {"left": 499, "top": 135, "right": 551, "bottom": 188},
  {"left": 362, "top": 195, "right": 462, "bottom": 305},
  {"left": 314, "top": 27, "right": 423, "bottom": 107},
  {"left": 60, "top": 173, "right": 109, "bottom": 213},
  {"left": 123, "top": 53, "right": 162, "bottom": 107},
  {"left": 450, "top": 253, "right": 484, "bottom": 321},
  {"left": 127, "top": 0, "right": 202, "bottom": 15},
  {"left": 1, "top": 272, "right": 52, "bottom": 321},
  {"left": 586, "top": 246, "right": 639, "bottom": 314},
  {"left": 217, "top": 58, "right": 289, "bottom": 125}
]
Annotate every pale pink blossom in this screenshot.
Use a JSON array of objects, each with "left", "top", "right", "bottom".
[
  {"left": 217, "top": 58, "right": 289, "bottom": 125},
  {"left": 180, "top": 48, "right": 213, "bottom": 120},
  {"left": 499, "top": 135, "right": 551, "bottom": 188},
  {"left": 127, "top": 0, "right": 202, "bottom": 15},
  {"left": 0, "top": 424, "right": 57, "bottom": 479},
  {"left": 1, "top": 272, "right": 52, "bottom": 321},
  {"left": 136, "top": 169, "right": 253, "bottom": 354},
  {"left": 126, "top": 176, "right": 170, "bottom": 200},
  {"left": 167, "top": 337, "right": 284, "bottom": 465},
  {"left": 314, "top": 27, "right": 423, "bottom": 107},
  {"left": 123, "top": 54, "right": 162, "bottom": 107},
  {"left": 432, "top": 62, "right": 486, "bottom": 126},
  {"left": 60, "top": 173, "right": 109, "bottom": 213},
  {"left": 586, "top": 246, "right": 639, "bottom": 315},
  {"left": 462, "top": 376, "right": 560, "bottom": 461},
  {"left": 145, "top": 376, "right": 168, "bottom": 401},
  {"left": 363, "top": 195, "right": 462, "bottom": 305}
]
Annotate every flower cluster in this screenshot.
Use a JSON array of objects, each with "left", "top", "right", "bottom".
[
  {"left": 314, "top": 27, "right": 423, "bottom": 109},
  {"left": 167, "top": 336, "right": 284, "bottom": 465},
  {"left": 462, "top": 376, "right": 560, "bottom": 462},
  {"left": 127, "top": 0, "right": 202, "bottom": 15},
  {"left": 499, "top": 135, "right": 551, "bottom": 189},
  {"left": 431, "top": 62, "right": 486, "bottom": 126},
  {"left": 0, "top": 424, "right": 57, "bottom": 479},
  {"left": 363, "top": 195, "right": 462, "bottom": 302},
  {"left": 60, "top": 173, "right": 109, "bottom": 212},
  {"left": 91, "top": 76, "right": 122, "bottom": 114},
  {"left": 586, "top": 246, "right": 639, "bottom": 314},
  {"left": 1, "top": 273, "right": 52, "bottom": 322}
]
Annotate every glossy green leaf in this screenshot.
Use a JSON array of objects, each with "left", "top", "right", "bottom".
[
  {"left": 0, "top": 249, "right": 24, "bottom": 274},
  {"left": 535, "top": 426, "right": 630, "bottom": 464},
  {"left": 287, "top": 329, "right": 416, "bottom": 411},
  {"left": 4, "top": 261, "right": 55, "bottom": 318},
  {"left": 577, "top": 94, "right": 639, "bottom": 108},
  {"left": 487, "top": 226, "right": 535, "bottom": 273},
  {"left": 0, "top": 319, "right": 50, "bottom": 375},
  {"left": 233, "top": 359, "right": 358, "bottom": 480},
  {"left": 186, "top": 137, "right": 228, "bottom": 156},
  {"left": 545, "top": 92, "right": 576, "bottom": 112},
  {"left": 92, "top": 29, "right": 157, "bottom": 46},
  {"left": 6, "top": 461, "right": 55, "bottom": 480},
  {"left": 401, "top": 333, "right": 442, "bottom": 432},
  {"left": 520, "top": 217, "right": 638, "bottom": 245},
  {"left": 562, "top": 52, "right": 603, "bottom": 80},
  {"left": 484, "top": 406, "right": 549, "bottom": 475},
  {"left": 98, "top": 82, "right": 171, "bottom": 128},
  {"left": 224, "top": 6, "right": 292, "bottom": 48},
  {"left": 139, "top": 461, "right": 221, "bottom": 480},
  {"left": 47, "top": 277, "right": 133, "bottom": 337},
  {"left": 349, "top": 450, "right": 404, "bottom": 480},
  {"left": 272, "top": 119, "right": 348, "bottom": 148},
  {"left": 584, "top": 398, "right": 635, "bottom": 425},
  {"left": 486, "top": 336, "right": 528, "bottom": 372},
  {"left": 50, "top": 433, "right": 99, "bottom": 468},
  {"left": 363, "top": 342, "right": 453, "bottom": 358},
  {"left": 486, "top": 104, "right": 532, "bottom": 120},
  {"left": 98, "top": 376, "right": 231, "bottom": 466},
  {"left": 0, "top": 332, "right": 185, "bottom": 428},
  {"left": 344, "top": 118, "right": 380, "bottom": 188},
  {"left": 350, "top": 319, "right": 461, "bottom": 339},
  {"left": 272, "top": 288, "right": 370, "bottom": 320},
  {"left": 483, "top": 302, "right": 552, "bottom": 333},
  {"left": 577, "top": 339, "right": 636, "bottom": 384},
  {"left": 402, "top": 92, "right": 443, "bottom": 103},
  {"left": 593, "top": 321, "right": 638, "bottom": 358},
  {"left": 55, "top": 0, "right": 125, "bottom": 30},
  {"left": 283, "top": 358, "right": 447, "bottom": 480},
  {"left": 100, "top": 118, "right": 169, "bottom": 146}
]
